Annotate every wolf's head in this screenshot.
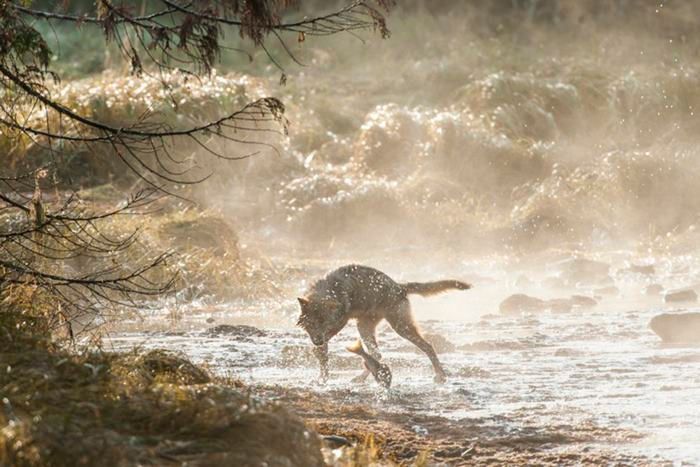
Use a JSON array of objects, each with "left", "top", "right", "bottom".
[{"left": 296, "top": 296, "right": 346, "bottom": 346}]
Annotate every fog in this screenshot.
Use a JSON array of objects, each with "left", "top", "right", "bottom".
[{"left": 106, "top": 2, "right": 700, "bottom": 464}]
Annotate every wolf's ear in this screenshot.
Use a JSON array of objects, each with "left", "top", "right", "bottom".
[{"left": 297, "top": 297, "right": 310, "bottom": 307}]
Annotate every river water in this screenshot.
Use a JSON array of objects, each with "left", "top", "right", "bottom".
[{"left": 106, "top": 253, "right": 700, "bottom": 465}]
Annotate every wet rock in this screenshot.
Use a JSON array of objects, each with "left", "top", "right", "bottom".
[
  {"left": 454, "top": 366, "right": 492, "bottom": 378},
  {"left": 205, "top": 317, "right": 216, "bottom": 324},
  {"left": 321, "top": 435, "right": 352, "bottom": 449},
  {"left": 500, "top": 294, "right": 595, "bottom": 314},
  {"left": 424, "top": 333, "right": 457, "bottom": 353},
  {"left": 499, "top": 294, "right": 547, "bottom": 314},
  {"left": 663, "top": 289, "right": 698, "bottom": 304},
  {"left": 549, "top": 295, "right": 597, "bottom": 313},
  {"left": 547, "top": 299, "right": 573, "bottom": 313},
  {"left": 623, "top": 264, "right": 655, "bottom": 275},
  {"left": 570, "top": 295, "right": 598, "bottom": 308},
  {"left": 649, "top": 312, "right": 700, "bottom": 343},
  {"left": 645, "top": 284, "right": 664, "bottom": 296},
  {"left": 205, "top": 324, "right": 267, "bottom": 338}
]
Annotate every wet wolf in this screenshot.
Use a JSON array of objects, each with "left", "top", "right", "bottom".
[{"left": 296, "top": 264, "right": 471, "bottom": 383}]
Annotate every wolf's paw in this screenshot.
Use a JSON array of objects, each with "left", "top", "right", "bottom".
[{"left": 433, "top": 373, "right": 447, "bottom": 384}]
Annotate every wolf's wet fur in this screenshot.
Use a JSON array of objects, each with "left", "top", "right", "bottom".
[{"left": 296, "top": 264, "right": 470, "bottom": 383}]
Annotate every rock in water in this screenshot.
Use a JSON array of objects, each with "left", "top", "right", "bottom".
[
  {"left": 645, "top": 284, "right": 664, "bottom": 296},
  {"left": 623, "top": 264, "right": 655, "bottom": 275},
  {"left": 547, "top": 299, "right": 573, "bottom": 313},
  {"left": 205, "top": 324, "right": 267, "bottom": 338},
  {"left": 322, "top": 435, "right": 352, "bottom": 449},
  {"left": 499, "top": 294, "right": 596, "bottom": 315},
  {"left": 664, "top": 289, "right": 698, "bottom": 303},
  {"left": 569, "top": 295, "right": 598, "bottom": 308},
  {"left": 650, "top": 313, "right": 700, "bottom": 342},
  {"left": 424, "top": 333, "right": 457, "bottom": 353},
  {"left": 499, "top": 294, "right": 547, "bottom": 314}
]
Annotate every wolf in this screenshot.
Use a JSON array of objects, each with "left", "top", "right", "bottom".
[{"left": 296, "top": 264, "right": 471, "bottom": 383}]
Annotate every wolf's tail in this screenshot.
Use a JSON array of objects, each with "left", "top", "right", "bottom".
[
  {"left": 346, "top": 340, "right": 365, "bottom": 355},
  {"left": 402, "top": 280, "right": 471, "bottom": 297}
]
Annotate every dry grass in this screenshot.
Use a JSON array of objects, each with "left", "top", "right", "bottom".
[
  {"left": 2, "top": 69, "right": 276, "bottom": 186},
  {"left": 0, "top": 305, "right": 324, "bottom": 467},
  {"left": 61, "top": 198, "right": 286, "bottom": 306}
]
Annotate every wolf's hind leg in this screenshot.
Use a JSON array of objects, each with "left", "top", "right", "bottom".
[
  {"left": 351, "top": 318, "right": 381, "bottom": 383},
  {"left": 387, "top": 299, "right": 447, "bottom": 383}
]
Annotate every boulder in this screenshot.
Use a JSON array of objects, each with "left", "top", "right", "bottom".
[
  {"left": 424, "top": 333, "right": 457, "bottom": 354},
  {"left": 206, "top": 324, "right": 267, "bottom": 338},
  {"left": 547, "top": 295, "right": 597, "bottom": 313},
  {"left": 570, "top": 295, "right": 598, "bottom": 308},
  {"left": 547, "top": 299, "right": 573, "bottom": 313},
  {"left": 499, "top": 294, "right": 547, "bottom": 314},
  {"left": 500, "top": 293, "right": 596, "bottom": 315},
  {"left": 623, "top": 264, "right": 655, "bottom": 275},
  {"left": 322, "top": 435, "right": 352, "bottom": 449},
  {"left": 649, "top": 313, "right": 700, "bottom": 342},
  {"left": 664, "top": 289, "right": 698, "bottom": 304},
  {"left": 645, "top": 284, "right": 664, "bottom": 296}
]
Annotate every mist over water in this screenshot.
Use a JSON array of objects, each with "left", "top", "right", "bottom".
[
  {"left": 194, "top": 3, "right": 700, "bottom": 261},
  {"left": 108, "top": 3, "right": 700, "bottom": 464}
]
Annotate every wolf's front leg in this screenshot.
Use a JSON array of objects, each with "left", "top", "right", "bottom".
[
  {"left": 313, "top": 342, "right": 329, "bottom": 383},
  {"left": 352, "top": 319, "right": 381, "bottom": 383}
]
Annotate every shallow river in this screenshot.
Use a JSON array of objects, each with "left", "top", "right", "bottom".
[{"left": 106, "top": 258, "right": 700, "bottom": 465}]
